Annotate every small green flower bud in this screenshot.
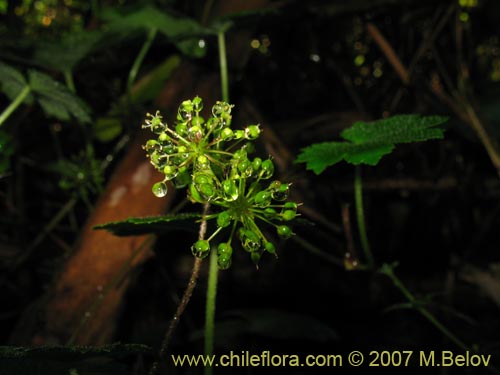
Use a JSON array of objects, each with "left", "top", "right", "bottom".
[
  {"left": 192, "top": 116, "right": 204, "bottom": 127},
  {"left": 252, "top": 157, "right": 262, "bottom": 171},
  {"left": 264, "top": 207, "right": 278, "bottom": 218},
  {"left": 198, "top": 183, "right": 215, "bottom": 198},
  {"left": 178, "top": 100, "right": 194, "bottom": 121},
  {"left": 251, "top": 251, "right": 261, "bottom": 265},
  {"left": 277, "top": 225, "right": 293, "bottom": 239},
  {"left": 272, "top": 183, "right": 289, "bottom": 201},
  {"left": 158, "top": 132, "right": 170, "bottom": 143},
  {"left": 175, "top": 122, "right": 188, "bottom": 136},
  {"left": 191, "top": 239, "right": 210, "bottom": 258},
  {"left": 196, "top": 155, "right": 209, "bottom": 170},
  {"left": 194, "top": 173, "right": 211, "bottom": 185},
  {"left": 233, "top": 149, "right": 247, "bottom": 161},
  {"left": 188, "top": 125, "right": 203, "bottom": 141},
  {"left": 220, "top": 127, "right": 233, "bottom": 140},
  {"left": 144, "top": 139, "right": 160, "bottom": 153},
  {"left": 264, "top": 241, "right": 276, "bottom": 255},
  {"left": 245, "top": 125, "right": 261, "bottom": 139},
  {"left": 234, "top": 130, "right": 245, "bottom": 139},
  {"left": 240, "top": 228, "right": 261, "bottom": 252},
  {"left": 163, "top": 165, "right": 178, "bottom": 180},
  {"left": 192, "top": 96, "right": 203, "bottom": 112},
  {"left": 237, "top": 159, "right": 253, "bottom": 177},
  {"left": 282, "top": 210, "right": 296, "bottom": 221},
  {"left": 217, "top": 211, "right": 232, "bottom": 228},
  {"left": 283, "top": 202, "right": 298, "bottom": 212},
  {"left": 260, "top": 159, "right": 274, "bottom": 179},
  {"left": 217, "top": 242, "right": 233, "bottom": 256},
  {"left": 162, "top": 141, "right": 175, "bottom": 154},
  {"left": 254, "top": 190, "right": 272, "bottom": 207},
  {"left": 222, "top": 179, "right": 238, "bottom": 201},
  {"left": 218, "top": 252, "right": 232, "bottom": 269}
]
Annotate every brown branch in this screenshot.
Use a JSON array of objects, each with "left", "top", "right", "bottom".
[
  {"left": 366, "top": 22, "right": 410, "bottom": 85},
  {"left": 367, "top": 21, "right": 500, "bottom": 177},
  {"left": 150, "top": 203, "right": 210, "bottom": 375}
]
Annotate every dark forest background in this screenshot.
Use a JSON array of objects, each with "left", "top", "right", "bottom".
[{"left": 1, "top": 0, "right": 500, "bottom": 374}]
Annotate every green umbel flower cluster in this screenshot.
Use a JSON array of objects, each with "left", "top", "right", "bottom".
[{"left": 142, "top": 97, "right": 298, "bottom": 269}]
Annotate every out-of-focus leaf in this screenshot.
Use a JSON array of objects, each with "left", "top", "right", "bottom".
[
  {"left": 0, "top": 343, "right": 150, "bottom": 375},
  {"left": 0, "top": 130, "right": 13, "bottom": 173},
  {"left": 102, "top": 5, "right": 209, "bottom": 58},
  {"left": 93, "top": 55, "right": 181, "bottom": 142},
  {"left": 190, "top": 309, "right": 338, "bottom": 345},
  {"left": 0, "top": 62, "right": 33, "bottom": 103},
  {"left": 28, "top": 70, "right": 91, "bottom": 123},
  {"left": 103, "top": 5, "right": 209, "bottom": 38},
  {"left": 93, "top": 117, "right": 123, "bottom": 142},
  {"left": 33, "top": 31, "right": 103, "bottom": 72},
  {"left": 94, "top": 213, "right": 201, "bottom": 236}
]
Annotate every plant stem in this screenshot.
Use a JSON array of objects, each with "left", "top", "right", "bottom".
[
  {"left": 354, "top": 166, "right": 374, "bottom": 267},
  {"left": 204, "top": 248, "right": 219, "bottom": 375},
  {"left": 380, "top": 263, "right": 468, "bottom": 351},
  {"left": 218, "top": 30, "right": 229, "bottom": 103},
  {"left": 0, "top": 85, "right": 31, "bottom": 127},
  {"left": 64, "top": 69, "right": 76, "bottom": 93},
  {"left": 127, "top": 28, "right": 157, "bottom": 93},
  {"left": 150, "top": 203, "right": 210, "bottom": 375}
]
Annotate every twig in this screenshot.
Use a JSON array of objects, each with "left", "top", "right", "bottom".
[
  {"left": 366, "top": 23, "right": 410, "bottom": 85},
  {"left": 367, "top": 20, "right": 500, "bottom": 177},
  {"left": 149, "top": 203, "right": 210, "bottom": 375}
]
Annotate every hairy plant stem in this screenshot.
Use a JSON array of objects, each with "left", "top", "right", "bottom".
[
  {"left": 354, "top": 166, "right": 374, "bottom": 267},
  {"left": 0, "top": 85, "right": 31, "bottom": 127},
  {"left": 149, "top": 203, "right": 210, "bottom": 375},
  {"left": 127, "top": 28, "right": 158, "bottom": 93},
  {"left": 380, "top": 264, "right": 468, "bottom": 351}
]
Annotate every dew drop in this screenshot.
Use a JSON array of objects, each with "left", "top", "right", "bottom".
[{"left": 152, "top": 181, "right": 168, "bottom": 197}]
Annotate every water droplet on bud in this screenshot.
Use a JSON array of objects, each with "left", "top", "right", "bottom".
[{"left": 152, "top": 181, "right": 168, "bottom": 197}]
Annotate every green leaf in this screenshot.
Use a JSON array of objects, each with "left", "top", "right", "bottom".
[
  {"left": 33, "top": 31, "right": 103, "bottom": 72},
  {"left": 94, "top": 213, "right": 202, "bottom": 236},
  {"left": 0, "top": 62, "right": 33, "bottom": 104},
  {"left": 296, "top": 114, "right": 447, "bottom": 173},
  {"left": 0, "top": 343, "right": 150, "bottom": 375},
  {"left": 102, "top": 5, "right": 209, "bottom": 58},
  {"left": 93, "top": 117, "right": 123, "bottom": 142},
  {"left": 28, "top": 70, "right": 91, "bottom": 124}
]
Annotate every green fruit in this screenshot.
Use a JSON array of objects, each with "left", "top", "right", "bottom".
[
  {"left": 191, "top": 240, "right": 210, "bottom": 258},
  {"left": 217, "top": 242, "right": 233, "bottom": 256},
  {"left": 222, "top": 179, "right": 238, "bottom": 201},
  {"left": 218, "top": 253, "right": 232, "bottom": 269},
  {"left": 282, "top": 210, "right": 296, "bottom": 221},
  {"left": 277, "top": 225, "right": 293, "bottom": 239},
  {"left": 260, "top": 159, "right": 274, "bottom": 179},
  {"left": 264, "top": 241, "right": 276, "bottom": 254},
  {"left": 217, "top": 211, "right": 232, "bottom": 228},
  {"left": 245, "top": 125, "right": 261, "bottom": 139},
  {"left": 254, "top": 190, "right": 272, "bottom": 207}
]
